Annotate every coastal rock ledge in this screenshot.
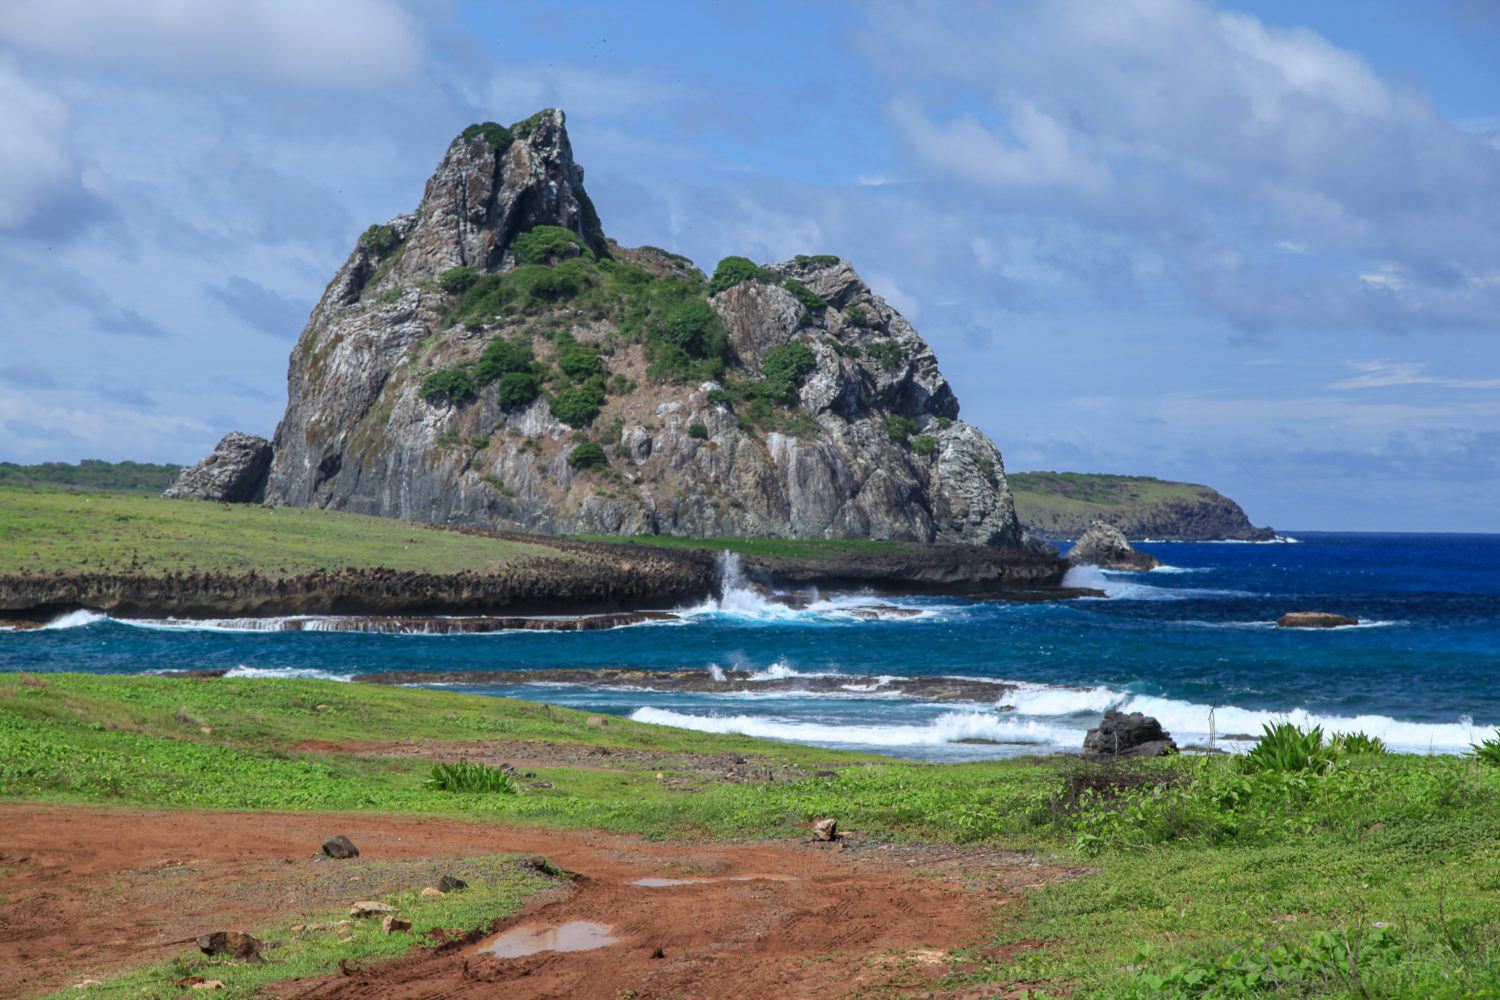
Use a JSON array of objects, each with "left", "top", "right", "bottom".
[
  {"left": 1065, "top": 520, "right": 1160, "bottom": 571},
  {"left": 1277, "top": 612, "right": 1359, "bottom": 629},
  {"left": 261, "top": 108, "right": 1032, "bottom": 549}
]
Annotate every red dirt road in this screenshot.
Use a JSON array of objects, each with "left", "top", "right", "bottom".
[{"left": 0, "top": 805, "right": 1073, "bottom": 1000}]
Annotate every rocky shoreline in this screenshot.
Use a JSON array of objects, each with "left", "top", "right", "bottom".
[{"left": 0, "top": 537, "right": 1072, "bottom": 622}]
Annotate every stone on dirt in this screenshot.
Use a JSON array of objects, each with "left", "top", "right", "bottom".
[
  {"left": 437, "top": 875, "right": 468, "bottom": 892},
  {"left": 382, "top": 915, "right": 413, "bottom": 934},
  {"left": 813, "top": 818, "right": 839, "bottom": 842},
  {"left": 586, "top": 715, "right": 608, "bottom": 727},
  {"left": 1082, "top": 710, "right": 1179, "bottom": 760},
  {"left": 321, "top": 835, "right": 359, "bottom": 859},
  {"left": 350, "top": 901, "right": 396, "bottom": 918},
  {"left": 420, "top": 887, "right": 445, "bottom": 899},
  {"left": 195, "top": 931, "right": 264, "bottom": 962}
]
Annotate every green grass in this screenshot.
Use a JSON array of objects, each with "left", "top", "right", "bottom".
[
  {"left": 6, "top": 677, "right": 1500, "bottom": 999},
  {"left": 570, "top": 534, "right": 923, "bottom": 560},
  {"left": 0, "top": 486, "right": 565, "bottom": 578},
  {"left": 0, "top": 459, "right": 182, "bottom": 494}
]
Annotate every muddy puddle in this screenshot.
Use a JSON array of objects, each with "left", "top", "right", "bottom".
[
  {"left": 632, "top": 873, "right": 801, "bottom": 887},
  {"left": 473, "top": 921, "right": 618, "bottom": 958}
]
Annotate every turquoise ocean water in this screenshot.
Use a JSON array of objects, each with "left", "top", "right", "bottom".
[{"left": 3, "top": 532, "right": 1497, "bottom": 761}]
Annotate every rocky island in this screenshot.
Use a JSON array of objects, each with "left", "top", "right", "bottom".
[{"left": 261, "top": 109, "right": 1035, "bottom": 552}]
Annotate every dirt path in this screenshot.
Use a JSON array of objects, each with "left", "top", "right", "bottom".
[{"left": 0, "top": 805, "right": 1076, "bottom": 1000}]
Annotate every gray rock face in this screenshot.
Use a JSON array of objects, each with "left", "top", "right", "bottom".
[
  {"left": 265, "top": 111, "right": 1023, "bottom": 548},
  {"left": 165, "top": 432, "right": 272, "bottom": 502},
  {"left": 1082, "top": 710, "right": 1178, "bottom": 760},
  {"left": 1066, "top": 520, "right": 1161, "bottom": 570}
]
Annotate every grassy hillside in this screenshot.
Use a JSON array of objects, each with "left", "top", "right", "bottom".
[
  {"left": 1009, "top": 471, "right": 1271, "bottom": 540},
  {"left": 3, "top": 675, "right": 1499, "bottom": 999},
  {"left": 0, "top": 459, "right": 182, "bottom": 494},
  {"left": 0, "top": 486, "right": 564, "bottom": 578}
]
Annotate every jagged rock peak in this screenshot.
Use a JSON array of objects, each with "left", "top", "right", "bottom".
[{"left": 338, "top": 110, "right": 606, "bottom": 304}]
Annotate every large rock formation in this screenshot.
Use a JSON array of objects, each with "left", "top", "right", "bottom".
[
  {"left": 164, "top": 432, "right": 272, "bottom": 502},
  {"left": 1066, "top": 520, "right": 1160, "bottom": 570},
  {"left": 1009, "top": 472, "right": 1274, "bottom": 541},
  {"left": 264, "top": 110, "right": 1025, "bottom": 546}
]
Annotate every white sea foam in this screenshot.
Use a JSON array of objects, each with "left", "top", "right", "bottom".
[
  {"left": 222, "top": 665, "right": 353, "bottom": 682},
  {"left": 680, "top": 550, "right": 934, "bottom": 623},
  {"left": 1007, "top": 682, "right": 1120, "bottom": 716},
  {"left": 630, "top": 706, "right": 1071, "bottom": 747},
  {"left": 1062, "top": 564, "right": 1251, "bottom": 601},
  {"left": 42, "top": 609, "right": 108, "bottom": 629},
  {"left": 707, "top": 663, "right": 727, "bottom": 682}
]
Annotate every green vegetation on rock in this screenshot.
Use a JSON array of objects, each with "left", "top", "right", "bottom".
[
  {"left": 566, "top": 441, "right": 607, "bottom": 469},
  {"left": 705, "top": 255, "right": 779, "bottom": 296},
  {"left": 459, "top": 121, "right": 514, "bottom": 153},
  {"left": 513, "top": 225, "right": 591, "bottom": 266},
  {"left": 1008, "top": 471, "right": 1273, "bottom": 541},
  {"left": 358, "top": 224, "right": 400, "bottom": 258},
  {"left": 885, "top": 414, "right": 919, "bottom": 442},
  {"left": 418, "top": 368, "right": 474, "bottom": 404}
]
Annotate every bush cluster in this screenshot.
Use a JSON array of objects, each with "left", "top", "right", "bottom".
[
  {"left": 705, "top": 256, "right": 780, "bottom": 296},
  {"left": 566, "top": 441, "right": 607, "bottom": 469},
  {"left": 358, "top": 224, "right": 400, "bottom": 258},
  {"left": 761, "top": 342, "right": 817, "bottom": 405},
  {"left": 885, "top": 414, "right": 920, "bottom": 442},
  {"left": 459, "top": 121, "right": 515, "bottom": 153},
  {"left": 419, "top": 369, "right": 474, "bottom": 404},
  {"left": 866, "top": 338, "right": 905, "bottom": 373},
  {"left": 783, "top": 279, "right": 828, "bottom": 311},
  {"left": 513, "top": 225, "right": 590, "bottom": 266}
]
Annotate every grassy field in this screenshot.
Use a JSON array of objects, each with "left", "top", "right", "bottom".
[
  {"left": 572, "top": 534, "right": 922, "bottom": 560},
  {"left": 0, "top": 459, "right": 182, "bottom": 495},
  {"left": 0, "top": 487, "right": 566, "bottom": 578},
  {"left": 4, "top": 674, "right": 1499, "bottom": 999}
]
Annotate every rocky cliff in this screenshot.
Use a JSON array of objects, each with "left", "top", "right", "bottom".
[
  {"left": 265, "top": 110, "right": 1026, "bottom": 547},
  {"left": 1008, "top": 472, "right": 1275, "bottom": 541}
]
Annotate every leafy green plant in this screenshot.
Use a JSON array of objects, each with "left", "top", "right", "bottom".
[
  {"left": 911, "top": 434, "right": 937, "bottom": 456},
  {"left": 358, "top": 224, "right": 400, "bottom": 258},
  {"left": 885, "top": 414, "right": 919, "bottom": 442},
  {"left": 761, "top": 342, "right": 817, "bottom": 404},
  {"left": 1332, "top": 730, "right": 1389, "bottom": 755},
  {"left": 844, "top": 304, "right": 867, "bottom": 326},
  {"left": 657, "top": 299, "right": 723, "bottom": 356},
  {"left": 459, "top": 121, "right": 514, "bottom": 152},
  {"left": 783, "top": 279, "right": 828, "bottom": 311},
  {"left": 496, "top": 371, "right": 541, "bottom": 409},
  {"left": 706, "top": 256, "right": 779, "bottom": 295},
  {"left": 1242, "top": 722, "right": 1335, "bottom": 774},
  {"left": 513, "top": 225, "right": 590, "bottom": 266},
  {"left": 688, "top": 423, "right": 709, "bottom": 439},
  {"left": 480, "top": 474, "right": 515, "bottom": 497},
  {"left": 423, "top": 759, "right": 519, "bottom": 794},
  {"left": 438, "top": 266, "right": 480, "bottom": 295},
  {"left": 555, "top": 337, "right": 604, "bottom": 381},
  {"left": 419, "top": 369, "right": 475, "bottom": 404},
  {"left": 794, "top": 254, "right": 840, "bottom": 267},
  {"left": 475, "top": 338, "right": 534, "bottom": 385},
  {"left": 706, "top": 388, "right": 733, "bottom": 407},
  {"left": 567, "top": 442, "right": 607, "bottom": 469},
  {"left": 866, "top": 338, "right": 905, "bottom": 372},
  {"left": 1468, "top": 735, "right": 1500, "bottom": 766}
]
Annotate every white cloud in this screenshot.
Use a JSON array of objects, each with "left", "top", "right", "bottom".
[
  {"left": 0, "top": 0, "right": 424, "bottom": 89},
  {"left": 0, "top": 55, "right": 92, "bottom": 233},
  {"left": 861, "top": 0, "right": 1500, "bottom": 332},
  {"left": 1329, "top": 361, "right": 1500, "bottom": 391}
]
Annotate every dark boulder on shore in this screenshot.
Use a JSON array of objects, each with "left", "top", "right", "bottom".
[
  {"left": 1082, "top": 710, "right": 1178, "bottom": 759},
  {"left": 1065, "top": 520, "right": 1161, "bottom": 571},
  {"left": 1277, "top": 611, "right": 1359, "bottom": 628},
  {"left": 164, "top": 432, "right": 272, "bottom": 503}
]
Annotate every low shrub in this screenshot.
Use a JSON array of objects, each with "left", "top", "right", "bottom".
[
  {"left": 794, "top": 254, "right": 840, "bottom": 267},
  {"left": 1242, "top": 722, "right": 1335, "bottom": 774},
  {"left": 706, "top": 389, "right": 733, "bottom": 408},
  {"left": 911, "top": 434, "right": 937, "bottom": 456},
  {"left": 550, "top": 378, "right": 606, "bottom": 427},
  {"left": 419, "top": 369, "right": 475, "bottom": 404},
  {"left": 761, "top": 342, "right": 817, "bottom": 405},
  {"left": 783, "top": 279, "right": 828, "bottom": 311},
  {"left": 657, "top": 299, "right": 723, "bottom": 357},
  {"left": 474, "top": 338, "right": 533, "bottom": 384},
  {"left": 438, "top": 266, "right": 480, "bottom": 295},
  {"left": 513, "top": 225, "right": 590, "bottom": 266},
  {"left": 555, "top": 339, "right": 604, "bottom": 382},
  {"left": 867, "top": 338, "right": 905, "bottom": 373},
  {"left": 459, "top": 122, "right": 514, "bottom": 153},
  {"left": 358, "top": 224, "right": 400, "bottom": 258},
  {"left": 885, "top": 414, "right": 919, "bottom": 442},
  {"left": 844, "top": 305, "right": 868, "bottom": 326},
  {"left": 424, "top": 759, "right": 518, "bottom": 794},
  {"left": 495, "top": 371, "right": 540, "bottom": 409},
  {"left": 567, "top": 442, "right": 607, "bottom": 469},
  {"left": 688, "top": 423, "right": 709, "bottom": 439},
  {"left": 706, "top": 256, "right": 779, "bottom": 296}
]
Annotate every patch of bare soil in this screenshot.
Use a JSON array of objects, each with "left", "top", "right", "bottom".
[{"left": 0, "top": 805, "right": 1081, "bottom": 1000}]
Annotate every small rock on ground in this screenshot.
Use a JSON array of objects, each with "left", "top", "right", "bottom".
[
  {"left": 321, "top": 835, "right": 359, "bottom": 859},
  {"left": 350, "top": 901, "right": 396, "bottom": 918}
]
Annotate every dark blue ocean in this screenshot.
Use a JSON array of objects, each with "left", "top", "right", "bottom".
[{"left": 3, "top": 532, "right": 1497, "bottom": 760}]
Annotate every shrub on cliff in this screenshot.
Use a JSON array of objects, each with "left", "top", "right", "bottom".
[
  {"left": 438, "top": 266, "right": 480, "bottom": 295},
  {"left": 706, "top": 256, "right": 778, "bottom": 296},
  {"left": 885, "top": 414, "right": 919, "bottom": 442},
  {"left": 513, "top": 225, "right": 591, "bottom": 266},
  {"left": 419, "top": 369, "right": 475, "bottom": 405},
  {"left": 783, "top": 279, "right": 828, "bottom": 311},
  {"left": 550, "top": 377, "right": 606, "bottom": 427},
  {"left": 475, "top": 338, "right": 534, "bottom": 384},
  {"left": 912, "top": 434, "right": 937, "bottom": 456},
  {"left": 762, "top": 342, "right": 817, "bottom": 405},
  {"left": 358, "top": 224, "right": 400, "bottom": 258},
  {"left": 567, "top": 442, "right": 607, "bottom": 469},
  {"left": 496, "top": 372, "right": 540, "bottom": 409},
  {"left": 555, "top": 335, "right": 604, "bottom": 381},
  {"left": 459, "top": 121, "right": 514, "bottom": 153},
  {"left": 867, "top": 339, "right": 905, "bottom": 373}
]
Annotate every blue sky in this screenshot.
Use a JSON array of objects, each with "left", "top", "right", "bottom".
[{"left": 1, "top": 0, "right": 1497, "bottom": 531}]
